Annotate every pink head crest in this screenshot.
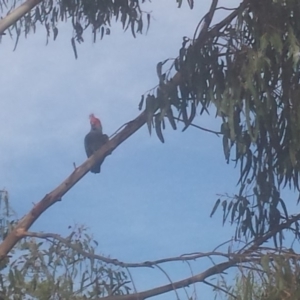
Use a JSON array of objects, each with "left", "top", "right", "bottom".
[{"left": 89, "top": 114, "right": 102, "bottom": 128}]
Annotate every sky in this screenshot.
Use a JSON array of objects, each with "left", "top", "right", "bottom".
[{"left": 0, "top": 0, "right": 256, "bottom": 299}]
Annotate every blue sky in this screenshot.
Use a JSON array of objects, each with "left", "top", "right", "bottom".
[{"left": 0, "top": 0, "right": 251, "bottom": 298}]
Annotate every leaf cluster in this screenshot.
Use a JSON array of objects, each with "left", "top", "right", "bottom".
[
  {"left": 142, "top": 0, "right": 300, "bottom": 243},
  {"left": 226, "top": 252, "right": 300, "bottom": 300},
  {"left": 0, "top": 0, "right": 151, "bottom": 57},
  {"left": 0, "top": 221, "right": 131, "bottom": 299}
]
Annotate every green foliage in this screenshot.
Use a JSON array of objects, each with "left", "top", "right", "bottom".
[
  {"left": 225, "top": 252, "right": 300, "bottom": 300},
  {"left": 0, "top": 190, "right": 16, "bottom": 243},
  {"left": 0, "top": 0, "right": 151, "bottom": 57},
  {"left": 3, "top": 226, "right": 131, "bottom": 299},
  {"left": 0, "top": 191, "right": 131, "bottom": 299},
  {"left": 142, "top": 0, "right": 300, "bottom": 243},
  {"left": 0, "top": 0, "right": 195, "bottom": 57}
]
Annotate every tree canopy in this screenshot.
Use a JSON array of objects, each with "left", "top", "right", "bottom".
[
  {"left": 0, "top": 0, "right": 194, "bottom": 57},
  {"left": 142, "top": 0, "right": 300, "bottom": 245}
]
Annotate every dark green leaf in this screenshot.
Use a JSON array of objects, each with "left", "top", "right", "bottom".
[
  {"left": 231, "top": 201, "right": 239, "bottom": 223},
  {"left": 146, "top": 13, "right": 150, "bottom": 33},
  {"left": 53, "top": 27, "right": 58, "bottom": 40},
  {"left": 225, "top": 201, "right": 233, "bottom": 222},
  {"left": 166, "top": 108, "right": 177, "bottom": 130},
  {"left": 138, "top": 95, "right": 144, "bottom": 111},
  {"left": 156, "top": 62, "right": 163, "bottom": 80},
  {"left": 187, "top": 0, "right": 194, "bottom": 9},
  {"left": 145, "top": 95, "right": 157, "bottom": 135},
  {"left": 222, "top": 200, "right": 227, "bottom": 225},
  {"left": 71, "top": 37, "right": 78, "bottom": 59},
  {"left": 131, "top": 20, "right": 136, "bottom": 38},
  {"left": 182, "top": 101, "right": 196, "bottom": 131},
  {"left": 279, "top": 198, "right": 288, "bottom": 219},
  {"left": 121, "top": 12, "right": 127, "bottom": 29},
  {"left": 137, "top": 18, "right": 143, "bottom": 33},
  {"left": 174, "top": 58, "right": 180, "bottom": 71},
  {"left": 222, "top": 135, "right": 230, "bottom": 163},
  {"left": 35, "top": 7, "right": 41, "bottom": 22},
  {"left": 210, "top": 198, "right": 220, "bottom": 217},
  {"left": 155, "top": 114, "right": 164, "bottom": 143}
]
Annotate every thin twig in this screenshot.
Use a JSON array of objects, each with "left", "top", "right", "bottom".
[
  {"left": 109, "top": 121, "right": 132, "bottom": 139},
  {"left": 125, "top": 267, "right": 138, "bottom": 294},
  {"left": 173, "top": 117, "right": 221, "bottom": 136},
  {"left": 184, "top": 260, "right": 197, "bottom": 300},
  {"left": 193, "top": 0, "right": 218, "bottom": 42},
  {"left": 23, "top": 231, "right": 233, "bottom": 267},
  {"left": 155, "top": 265, "right": 180, "bottom": 300}
]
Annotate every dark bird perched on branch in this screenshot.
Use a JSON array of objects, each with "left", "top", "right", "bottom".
[{"left": 84, "top": 114, "right": 108, "bottom": 173}]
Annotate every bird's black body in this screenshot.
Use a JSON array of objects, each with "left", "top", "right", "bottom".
[{"left": 84, "top": 128, "right": 108, "bottom": 173}]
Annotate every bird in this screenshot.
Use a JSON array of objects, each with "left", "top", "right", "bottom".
[{"left": 84, "top": 114, "right": 109, "bottom": 173}]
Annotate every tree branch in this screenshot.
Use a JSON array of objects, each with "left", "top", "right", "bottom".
[
  {"left": 23, "top": 212, "right": 300, "bottom": 300},
  {"left": 173, "top": 117, "right": 221, "bottom": 136},
  {"left": 194, "top": 0, "right": 218, "bottom": 42},
  {"left": 100, "top": 260, "right": 240, "bottom": 300},
  {"left": 23, "top": 231, "right": 232, "bottom": 267},
  {"left": 0, "top": 0, "right": 42, "bottom": 35}
]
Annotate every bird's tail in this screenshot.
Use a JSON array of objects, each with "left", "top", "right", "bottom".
[
  {"left": 90, "top": 163, "right": 101, "bottom": 173},
  {"left": 90, "top": 157, "right": 106, "bottom": 173}
]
